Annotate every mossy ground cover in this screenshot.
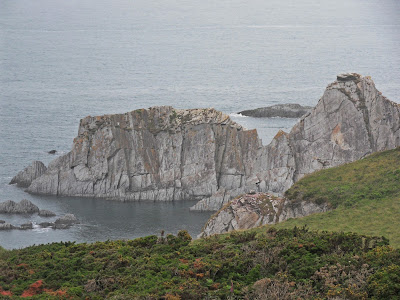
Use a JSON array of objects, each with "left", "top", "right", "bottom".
[
  {"left": 1, "top": 228, "right": 399, "bottom": 299},
  {"left": 279, "top": 147, "right": 400, "bottom": 248}
]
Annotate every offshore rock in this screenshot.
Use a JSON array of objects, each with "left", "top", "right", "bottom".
[
  {"left": 19, "top": 223, "right": 33, "bottom": 230},
  {"left": 38, "top": 209, "right": 56, "bottom": 217},
  {"left": 0, "top": 199, "right": 39, "bottom": 214},
  {"left": 9, "top": 161, "right": 47, "bottom": 187},
  {"left": 0, "top": 223, "right": 16, "bottom": 230},
  {"left": 199, "top": 193, "right": 328, "bottom": 237},
  {"left": 26, "top": 107, "right": 262, "bottom": 202},
  {"left": 239, "top": 104, "right": 312, "bottom": 118},
  {"left": 54, "top": 214, "right": 79, "bottom": 229}
]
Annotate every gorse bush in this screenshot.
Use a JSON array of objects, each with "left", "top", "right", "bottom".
[{"left": 1, "top": 228, "right": 399, "bottom": 299}]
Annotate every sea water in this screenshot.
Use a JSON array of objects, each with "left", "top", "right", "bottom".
[{"left": 1, "top": 0, "right": 399, "bottom": 249}]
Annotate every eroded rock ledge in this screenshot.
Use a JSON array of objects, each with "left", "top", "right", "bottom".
[
  {"left": 13, "top": 73, "right": 400, "bottom": 212},
  {"left": 199, "top": 193, "right": 329, "bottom": 237}
]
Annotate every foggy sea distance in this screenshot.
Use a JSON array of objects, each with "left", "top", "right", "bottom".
[{"left": 1, "top": 0, "right": 399, "bottom": 249}]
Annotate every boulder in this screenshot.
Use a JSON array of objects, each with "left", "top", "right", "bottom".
[
  {"left": 54, "top": 214, "right": 79, "bottom": 229},
  {"left": 0, "top": 223, "right": 16, "bottom": 230},
  {"left": 0, "top": 199, "right": 39, "bottom": 214},
  {"left": 19, "top": 223, "right": 33, "bottom": 230},
  {"left": 48, "top": 150, "right": 57, "bottom": 154},
  {"left": 39, "top": 222, "right": 54, "bottom": 228},
  {"left": 9, "top": 161, "right": 47, "bottom": 187},
  {"left": 38, "top": 209, "right": 56, "bottom": 217},
  {"left": 239, "top": 103, "right": 312, "bottom": 118}
]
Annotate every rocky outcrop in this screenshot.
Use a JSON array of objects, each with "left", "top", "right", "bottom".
[
  {"left": 25, "top": 107, "right": 262, "bottom": 202},
  {"left": 0, "top": 199, "right": 39, "bottom": 214},
  {"left": 193, "top": 73, "right": 400, "bottom": 210},
  {"left": 239, "top": 104, "right": 312, "bottom": 118},
  {"left": 38, "top": 209, "right": 56, "bottom": 217},
  {"left": 54, "top": 214, "right": 79, "bottom": 229},
  {"left": 14, "top": 74, "right": 400, "bottom": 212},
  {"left": 10, "top": 161, "right": 47, "bottom": 188},
  {"left": 199, "top": 193, "right": 328, "bottom": 237},
  {"left": 0, "top": 223, "right": 16, "bottom": 230}
]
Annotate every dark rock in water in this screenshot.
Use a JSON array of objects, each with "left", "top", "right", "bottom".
[
  {"left": 39, "top": 222, "right": 54, "bottom": 228},
  {"left": 337, "top": 72, "right": 362, "bottom": 82},
  {"left": 38, "top": 209, "right": 56, "bottom": 217},
  {"left": 238, "top": 104, "right": 312, "bottom": 118},
  {"left": 48, "top": 150, "right": 57, "bottom": 154},
  {"left": 54, "top": 214, "right": 79, "bottom": 229},
  {"left": 0, "top": 223, "right": 16, "bottom": 230},
  {"left": 9, "top": 161, "right": 47, "bottom": 187},
  {"left": 0, "top": 199, "right": 39, "bottom": 214},
  {"left": 0, "top": 220, "right": 5, "bottom": 224},
  {"left": 19, "top": 223, "right": 33, "bottom": 230}
]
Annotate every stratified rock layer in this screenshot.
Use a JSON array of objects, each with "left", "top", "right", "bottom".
[
  {"left": 27, "top": 107, "right": 261, "bottom": 201},
  {"left": 239, "top": 104, "right": 312, "bottom": 118},
  {"left": 200, "top": 193, "right": 328, "bottom": 237},
  {"left": 9, "top": 161, "right": 47, "bottom": 187},
  {"left": 192, "top": 73, "right": 400, "bottom": 210},
  {"left": 17, "top": 74, "right": 400, "bottom": 211}
]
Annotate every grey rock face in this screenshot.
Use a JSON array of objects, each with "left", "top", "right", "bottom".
[
  {"left": 9, "top": 161, "right": 47, "bottom": 187},
  {"left": 0, "top": 199, "right": 39, "bottom": 214},
  {"left": 14, "top": 74, "right": 400, "bottom": 212},
  {"left": 54, "top": 214, "right": 79, "bottom": 229},
  {"left": 38, "top": 209, "right": 56, "bottom": 217},
  {"left": 239, "top": 104, "right": 312, "bottom": 118},
  {"left": 200, "top": 193, "right": 328, "bottom": 237},
  {"left": 26, "top": 107, "right": 262, "bottom": 202}
]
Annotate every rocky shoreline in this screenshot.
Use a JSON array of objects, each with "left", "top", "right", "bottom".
[
  {"left": 238, "top": 103, "right": 312, "bottom": 118},
  {"left": 10, "top": 73, "right": 400, "bottom": 215}
]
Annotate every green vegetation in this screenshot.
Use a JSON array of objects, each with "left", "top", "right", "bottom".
[
  {"left": 279, "top": 147, "right": 400, "bottom": 247},
  {"left": 1, "top": 228, "right": 399, "bottom": 299}
]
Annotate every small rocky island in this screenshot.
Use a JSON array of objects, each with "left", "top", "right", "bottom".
[
  {"left": 238, "top": 103, "right": 312, "bottom": 118},
  {"left": 11, "top": 73, "right": 400, "bottom": 214}
]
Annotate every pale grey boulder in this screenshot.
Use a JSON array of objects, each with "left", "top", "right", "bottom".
[
  {"left": 54, "top": 214, "right": 79, "bottom": 229},
  {"left": 19, "top": 223, "right": 33, "bottom": 230},
  {"left": 0, "top": 199, "right": 39, "bottom": 214},
  {"left": 200, "top": 193, "right": 328, "bottom": 237},
  {"left": 239, "top": 104, "right": 312, "bottom": 118},
  {"left": 9, "top": 161, "right": 47, "bottom": 187}
]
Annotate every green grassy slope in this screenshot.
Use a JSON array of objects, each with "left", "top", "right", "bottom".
[{"left": 278, "top": 147, "right": 400, "bottom": 247}]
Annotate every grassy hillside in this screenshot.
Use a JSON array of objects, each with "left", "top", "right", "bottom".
[
  {"left": 1, "top": 228, "right": 399, "bottom": 299},
  {"left": 281, "top": 147, "right": 400, "bottom": 247}
]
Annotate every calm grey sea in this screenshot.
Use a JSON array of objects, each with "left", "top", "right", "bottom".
[{"left": 0, "top": 0, "right": 399, "bottom": 249}]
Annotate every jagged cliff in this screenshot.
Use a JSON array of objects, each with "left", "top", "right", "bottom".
[
  {"left": 15, "top": 73, "right": 400, "bottom": 211},
  {"left": 192, "top": 73, "right": 400, "bottom": 210},
  {"left": 26, "top": 107, "right": 261, "bottom": 201}
]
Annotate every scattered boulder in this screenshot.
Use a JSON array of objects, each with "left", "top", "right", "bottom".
[
  {"left": 48, "top": 150, "right": 57, "bottom": 154},
  {"left": 0, "top": 220, "right": 5, "bottom": 224},
  {"left": 9, "top": 161, "right": 47, "bottom": 187},
  {"left": 200, "top": 193, "right": 328, "bottom": 237},
  {"left": 0, "top": 223, "right": 16, "bottom": 230},
  {"left": 238, "top": 104, "right": 312, "bottom": 118},
  {"left": 337, "top": 72, "right": 362, "bottom": 81},
  {"left": 39, "top": 222, "right": 54, "bottom": 228},
  {"left": 0, "top": 199, "right": 39, "bottom": 214},
  {"left": 19, "top": 223, "right": 33, "bottom": 230},
  {"left": 54, "top": 214, "right": 79, "bottom": 229},
  {"left": 38, "top": 209, "right": 56, "bottom": 217}
]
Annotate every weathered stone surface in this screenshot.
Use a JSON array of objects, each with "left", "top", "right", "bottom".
[
  {"left": 19, "top": 223, "right": 33, "bottom": 230},
  {"left": 14, "top": 74, "right": 400, "bottom": 212},
  {"left": 26, "top": 107, "right": 262, "bottom": 202},
  {"left": 0, "top": 199, "right": 39, "bottom": 214},
  {"left": 239, "top": 104, "right": 312, "bottom": 118},
  {"left": 39, "top": 222, "right": 54, "bottom": 228},
  {"left": 199, "top": 193, "right": 328, "bottom": 237},
  {"left": 38, "top": 209, "right": 56, "bottom": 217},
  {"left": 0, "top": 223, "right": 16, "bottom": 230},
  {"left": 9, "top": 161, "right": 47, "bottom": 187},
  {"left": 54, "top": 214, "right": 79, "bottom": 229}
]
